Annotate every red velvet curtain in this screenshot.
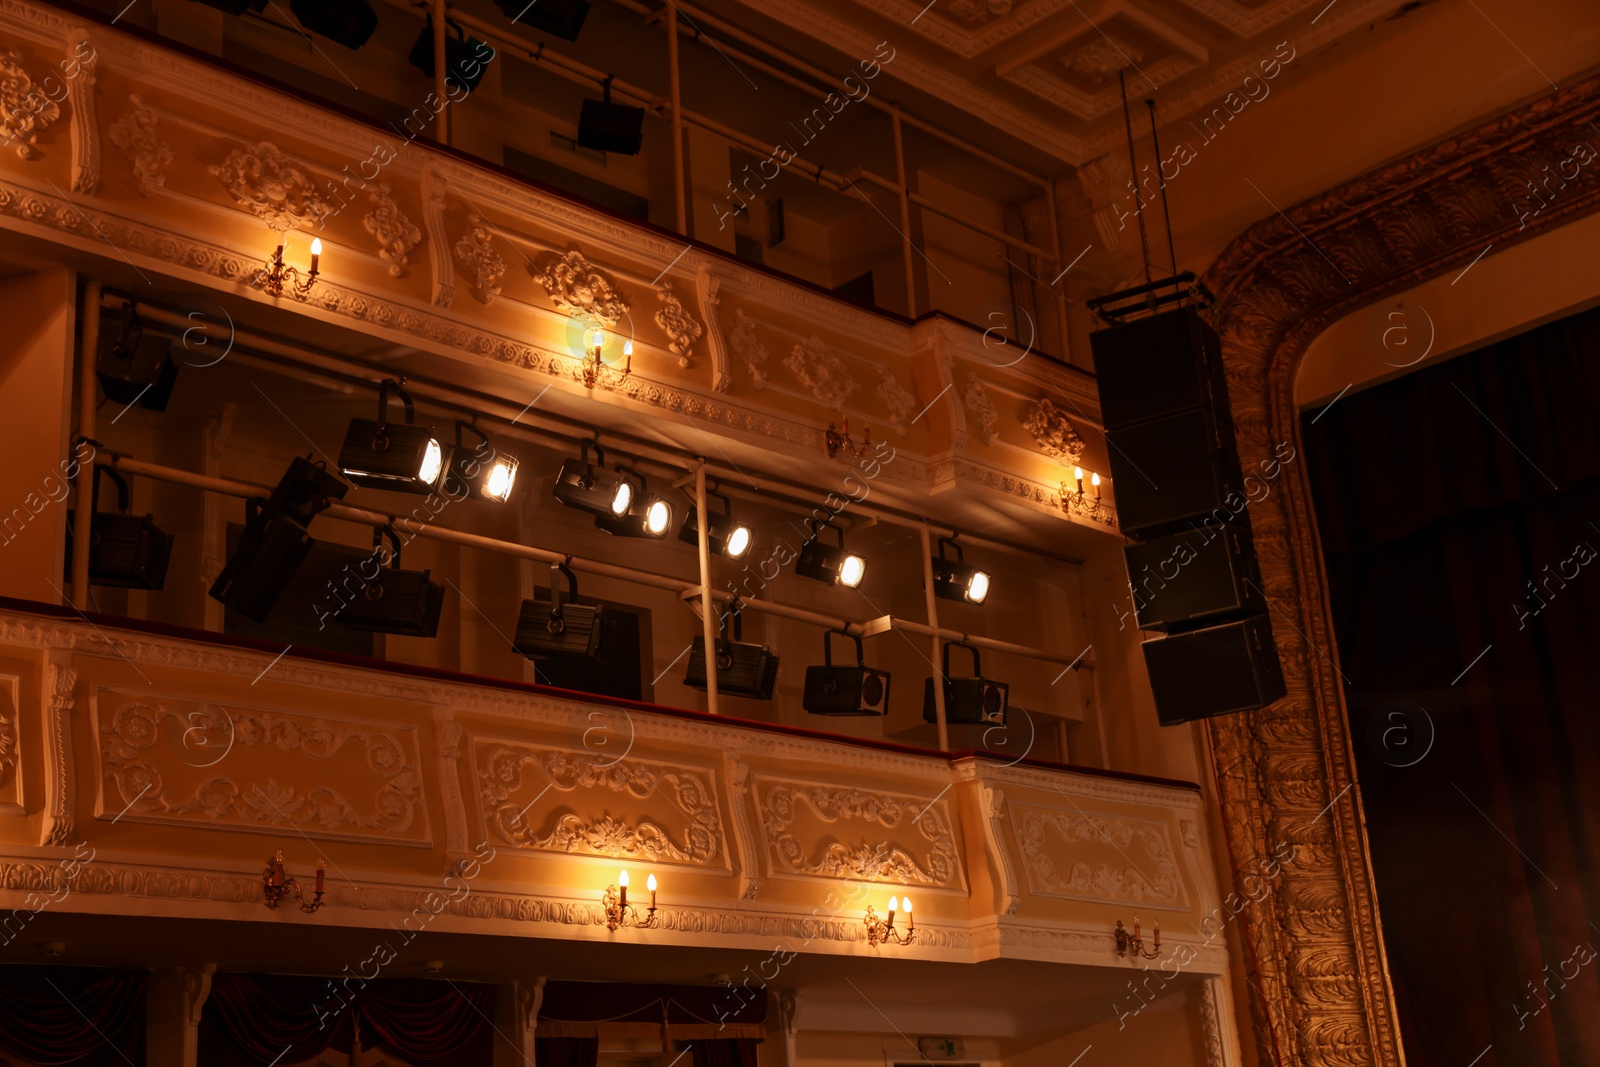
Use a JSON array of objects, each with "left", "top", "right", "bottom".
[
  {"left": 1304, "top": 302, "right": 1600, "bottom": 1067},
  {"left": 0, "top": 965, "right": 145, "bottom": 1066}
]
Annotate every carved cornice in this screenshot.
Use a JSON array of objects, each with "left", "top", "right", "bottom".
[{"left": 1198, "top": 70, "right": 1600, "bottom": 1067}]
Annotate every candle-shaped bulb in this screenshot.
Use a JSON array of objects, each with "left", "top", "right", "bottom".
[
  {"left": 623, "top": 339, "right": 633, "bottom": 373},
  {"left": 887, "top": 896, "right": 898, "bottom": 925},
  {"left": 902, "top": 896, "right": 912, "bottom": 928},
  {"left": 1074, "top": 466, "right": 1085, "bottom": 493},
  {"left": 1134, "top": 916, "right": 1141, "bottom": 938},
  {"left": 647, "top": 872, "right": 657, "bottom": 908},
  {"left": 309, "top": 237, "right": 322, "bottom": 274},
  {"left": 1091, "top": 471, "right": 1101, "bottom": 498},
  {"left": 591, "top": 328, "right": 606, "bottom": 352},
  {"left": 619, "top": 870, "right": 629, "bottom": 887},
  {"left": 315, "top": 859, "right": 325, "bottom": 895},
  {"left": 1153, "top": 920, "right": 1160, "bottom": 948}
]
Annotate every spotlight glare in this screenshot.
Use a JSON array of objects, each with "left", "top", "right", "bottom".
[
  {"left": 967, "top": 569, "right": 992, "bottom": 604},
  {"left": 794, "top": 519, "right": 866, "bottom": 587},
  {"left": 726, "top": 525, "right": 752, "bottom": 559},
  {"left": 645, "top": 499, "right": 672, "bottom": 536},
  {"left": 553, "top": 439, "right": 633, "bottom": 519},
  {"left": 610, "top": 480, "right": 633, "bottom": 517},
  {"left": 680, "top": 492, "right": 753, "bottom": 558},
  {"left": 418, "top": 439, "right": 443, "bottom": 486},
  {"left": 484, "top": 458, "right": 518, "bottom": 503},
  {"left": 339, "top": 380, "right": 446, "bottom": 493},
  {"left": 933, "top": 536, "right": 991, "bottom": 606},
  {"left": 839, "top": 554, "right": 866, "bottom": 589}
]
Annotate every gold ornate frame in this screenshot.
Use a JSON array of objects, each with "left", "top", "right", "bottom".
[{"left": 1198, "top": 72, "right": 1600, "bottom": 1067}]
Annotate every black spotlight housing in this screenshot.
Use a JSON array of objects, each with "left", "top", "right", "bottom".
[
  {"left": 209, "top": 457, "right": 347, "bottom": 623},
  {"left": 685, "top": 602, "right": 778, "bottom": 700},
  {"left": 338, "top": 379, "right": 446, "bottom": 494},
  {"left": 442, "top": 422, "right": 518, "bottom": 503},
  {"left": 794, "top": 519, "right": 866, "bottom": 589},
  {"left": 97, "top": 301, "right": 178, "bottom": 412},
  {"left": 578, "top": 79, "right": 645, "bottom": 155},
  {"left": 290, "top": 0, "right": 379, "bottom": 49},
  {"left": 495, "top": 0, "right": 589, "bottom": 41},
  {"left": 678, "top": 488, "right": 752, "bottom": 559},
  {"left": 513, "top": 562, "right": 606, "bottom": 660},
  {"left": 337, "top": 526, "right": 445, "bottom": 638},
  {"left": 552, "top": 439, "right": 633, "bottom": 518},
  {"left": 407, "top": 17, "right": 494, "bottom": 91},
  {"left": 595, "top": 466, "right": 674, "bottom": 539},
  {"left": 932, "top": 536, "right": 991, "bottom": 605},
  {"left": 923, "top": 641, "right": 1008, "bottom": 726},
  {"left": 64, "top": 468, "right": 173, "bottom": 590},
  {"left": 803, "top": 629, "right": 889, "bottom": 716}
]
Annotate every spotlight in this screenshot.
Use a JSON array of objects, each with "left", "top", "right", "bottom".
[
  {"left": 552, "top": 439, "right": 633, "bottom": 518},
  {"left": 923, "top": 641, "right": 1008, "bottom": 726},
  {"left": 803, "top": 629, "right": 890, "bottom": 716},
  {"left": 495, "top": 0, "right": 589, "bottom": 41},
  {"left": 210, "top": 457, "right": 347, "bottom": 623},
  {"left": 64, "top": 468, "right": 173, "bottom": 590},
  {"left": 679, "top": 489, "right": 752, "bottom": 559},
  {"left": 513, "top": 563, "right": 606, "bottom": 660},
  {"left": 336, "top": 526, "right": 445, "bottom": 638},
  {"left": 794, "top": 519, "right": 866, "bottom": 588},
  {"left": 290, "top": 0, "right": 379, "bottom": 49},
  {"left": 97, "top": 301, "right": 178, "bottom": 412},
  {"left": 684, "top": 602, "right": 778, "bottom": 700},
  {"left": 932, "top": 536, "right": 991, "bottom": 605},
  {"left": 338, "top": 379, "right": 445, "bottom": 493},
  {"left": 443, "top": 422, "right": 518, "bottom": 503},
  {"left": 578, "top": 79, "right": 645, "bottom": 156},
  {"left": 595, "top": 466, "right": 674, "bottom": 539},
  {"left": 407, "top": 18, "right": 494, "bottom": 92}
]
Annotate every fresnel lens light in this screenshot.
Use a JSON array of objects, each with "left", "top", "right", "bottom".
[
  {"left": 338, "top": 379, "right": 445, "bottom": 493},
  {"left": 679, "top": 486, "right": 753, "bottom": 560},
  {"left": 794, "top": 519, "right": 867, "bottom": 589},
  {"left": 444, "top": 421, "right": 519, "bottom": 503},
  {"left": 932, "top": 535, "right": 991, "bottom": 605},
  {"left": 595, "top": 466, "right": 675, "bottom": 539},
  {"left": 553, "top": 439, "right": 634, "bottom": 518}
]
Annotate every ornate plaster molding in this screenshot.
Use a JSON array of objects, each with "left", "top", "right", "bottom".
[
  {"left": 363, "top": 182, "right": 420, "bottom": 279},
  {"left": 107, "top": 93, "right": 168, "bottom": 195},
  {"left": 1012, "top": 804, "right": 1185, "bottom": 907},
  {"left": 455, "top": 215, "right": 505, "bottom": 304},
  {"left": 1196, "top": 69, "right": 1600, "bottom": 1067},
  {"left": 786, "top": 336, "right": 858, "bottom": 409},
  {"left": 65, "top": 28, "right": 95, "bottom": 193},
  {"left": 41, "top": 652, "right": 74, "bottom": 846},
  {"left": 654, "top": 280, "right": 702, "bottom": 366},
  {"left": 530, "top": 247, "right": 628, "bottom": 325},
  {"left": 699, "top": 268, "right": 732, "bottom": 392},
  {"left": 963, "top": 379, "right": 999, "bottom": 446},
  {"left": 1021, "top": 397, "right": 1086, "bottom": 466},
  {"left": 757, "top": 778, "right": 962, "bottom": 889},
  {"left": 206, "top": 140, "right": 329, "bottom": 232},
  {"left": 0, "top": 48, "right": 58, "bottom": 158},
  {"left": 729, "top": 307, "right": 768, "bottom": 388}
]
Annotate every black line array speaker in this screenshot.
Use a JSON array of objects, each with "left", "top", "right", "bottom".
[
  {"left": 1091, "top": 305, "right": 1225, "bottom": 429},
  {"left": 1105, "top": 408, "right": 1243, "bottom": 539},
  {"left": 1122, "top": 524, "right": 1266, "bottom": 633},
  {"left": 1142, "top": 615, "right": 1286, "bottom": 725}
]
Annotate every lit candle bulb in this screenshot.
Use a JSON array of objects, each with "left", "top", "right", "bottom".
[
  {"left": 309, "top": 237, "right": 322, "bottom": 275},
  {"left": 647, "top": 872, "right": 657, "bottom": 909},
  {"left": 591, "top": 328, "right": 606, "bottom": 353},
  {"left": 315, "top": 859, "right": 325, "bottom": 896},
  {"left": 1091, "top": 471, "right": 1101, "bottom": 498},
  {"left": 887, "top": 896, "right": 898, "bottom": 927},
  {"left": 902, "top": 896, "right": 913, "bottom": 930},
  {"left": 1074, "top": 466, "right": 1085, "bottom": 494},
  {"left": 623, "top": 339, "right": 633, "bottom": 374},
  {"left": 1134, "top": 916, "right": 1141, "bottom": 939},
  {"left": 618, "top": 869, "right": 628, "bottom": 908}
]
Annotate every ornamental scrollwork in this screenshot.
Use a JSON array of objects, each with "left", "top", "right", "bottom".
[
  {"left": 530, "top": 248, "right": 630, "bottom": 326},
  {"left": 455, "top": 216, "right": 505, "bottom": 303},
  {"left": 787, "top": 336, "right": 858, "bottom": 409},
  {"left": 206, "top": 140, "right": 330, "bottom": 232},
  {"left": 874, "top": 366, "right": 916, "bottom": 435},
  {"left": 759, "top": 781, "right": 959, "bottom": 887},
  {"left": 1013, "top": 807, "right": 1181, "bottom": 904},
  {"left": 363, "top": 183, "right": 420, "bottom": 278},
  {"left": 964, "top": 380, "right": 999, "bottom": 445},
  {"left": 1022, "top": 397, "right": 1085, "bottom": 465},
  {"left": 0, "top": 51, "right": 60, "bottom": 160},
  {"left": 655, "top": 281, "right": 703, "bottom": 366},
  {"left": 108, "top": 95, "right": 170, "bottom": 196},
  {"left": 730, "top": 308, "right": 768, "bottom": 388}
]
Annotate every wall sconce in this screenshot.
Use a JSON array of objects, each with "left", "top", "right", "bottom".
[
  {"left": 824, "top": 417, "right": 872, "bottom": 460},
  {"left": 258, "top": 237, "right": 322, "bottom": 297},
  {"left": 603, "top": 870, "right": 658, "bottom": 931},
  {"left": 263, "top": 850, "right": 326, "bottom": 913},
  {"left": 1062, "top": 466, "right": 1113, "bottom": 524},
  {"left": 1114, "top": 917, "right": 1160, "bottom": 959},
  {"left": 583, "top": 328, "right": 632, "bottom": 390},
  {"left": 864, "top": 895, "right": 913, "bottom": 946}
]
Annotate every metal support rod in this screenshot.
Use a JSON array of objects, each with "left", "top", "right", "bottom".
[
  {"left": 666, "top": 2, "right": 687, "bottom": 235},
  {"left": 71, "top": 281, "right": 101, "bottom": 609},
  {"left": 693, "top": 462, "right": 720, "bottom": 715},
  {"left": 855, "top": 172, "right": 1056, "bottom": 260},
  {"left": 432, "top": 0, "right": 449, "bottom": 144},
  {"left": 1043, "top": 178, "right": 1072, "bottom": 363},
  {"left": 891, "top": 107, "right": 917, "bottom": 318},
  {"left": 919, "top": 523, "right": 949, "bottom": 752}
]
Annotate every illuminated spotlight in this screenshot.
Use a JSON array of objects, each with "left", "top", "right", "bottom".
[
  {"left": 794, "top": 519, "right": 866, "bottom": 588},
  {"left": 209, "top": 457, "right": 348, "bottom": 623},
  {"left": 443, "top": 422, "right": 518, "bottom": 503},
  {"left": 65, "top": 468, "right": 172, "bottom": 590},
  {"left": 595, "top": 466, "right": 674, "bottom": 539},
  {"left": 803, "top": 629, "right": 890, "bottom": 716},
  {"left": 407, "top": 17, "right": 494, "bottom": 92},
  {"left": 923, "top": 641, "right": 1008, "bottom": 726},
  {"left": 290, "top": 0, "right": 379, "bottom": 49},
  {"left": 97, "top": 301, "right": 178, "bottom": 412},
  {"left": 684, "top": 603, "right": 778, "bottom": 700},
  {"left": 679, "top": 488, "right": 752, "bottom": 559},
  {"left": 552, "top": 438, "right": 633, "bottom": 518},
  {"left": 338, "top": 379, "right": 445, "bottom": 494},
  {"left": 495, "top": 0, "right": 589, "bottom": 41},
  {"left": 337, "top": 526, "right": 445, "bottom": 638},
  {"left": 932, "top": 535, "right": 991, "bottom": 605}
]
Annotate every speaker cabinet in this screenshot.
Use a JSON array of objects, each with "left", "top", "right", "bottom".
[
  {"left": 1106, "top": 407, "right": 1244, "bottom": 539},
  {"left": 1091, "top": 306, "right": 1226, "bottom": 431},
  {"left": 1122, "top": 523, "right": 1265, "bottom": 632},
  {"left": 1142, "top": 614, "right": 1286, "bottom": 724}
]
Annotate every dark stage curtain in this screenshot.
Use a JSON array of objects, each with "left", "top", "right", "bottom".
[
  {"left": 1303, "top": 302, "right": 1600, "bottom": 1067},
  {"left": 0, "top": 965, "right": 145, "bottom": 1066},
  {"left": 685, "top": 1037, "right": 761, "bottom": 1067},
  {"left": 537, "top": 980, "right": 766, "bottom": 1040},
  {"left": 536, "top": 1036, "right": 601, "bottom": 1067}
]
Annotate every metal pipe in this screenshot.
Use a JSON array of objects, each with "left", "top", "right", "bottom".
[
  {"left": 891, "top": 107, "right": 917, "bottom": 318},
  {"left": 919, "top": 523, "right": 949, "bottom": 752},
  {"left": 432, "top": 0, "right": 449, "bottom": 144},
  {"left": 1043, "top": 178, "right": 1072, "bottom": 363},
  {"left": 694, "top": 462, "right": 720, "bottom": 715},
  {"left": 71, "top": 281, "right": 101, "bottom": 609},
  {"left": 666, "top": 2, "right": 687, "bottom": 236}
]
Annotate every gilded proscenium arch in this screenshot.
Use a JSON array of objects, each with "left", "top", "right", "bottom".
[{"left": 1198, "top": 73, "right": 1600, "bottom": 1067}]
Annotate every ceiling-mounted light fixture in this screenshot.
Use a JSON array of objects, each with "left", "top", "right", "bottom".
[
  {"left": 513, "top": 562, "right": 606, "bottom": 661},
  {"left": 794, "top": 519, "right": 866, "bottom": 589},
  {"left": 581, "top": 327, "right": 633, "bottom": 390},
  {"left": 443, "top": 421, "right": 518, "bottom": 503},
  {"left": 407, "top": 17, "right": 494, "bottom": 91},
  {"left": 553, "top": 438, "right": 632, "bottom": 518},
  {"left": 932, "top": 536, "right": 991, "bottom": 605},
  {"left": 595, "top": 466, "right": 673, "bottom": 539},
  {"left": 209, "top": 457, "right": 348, "bottom": 623},
  {"left": 336, "top": 526, "right": 446, "bottom": 638},
  {"left": 338, "top": 379, "right": 445, "bottom": 493},
  {"left": 685, "top": 600, "right": 778, "bottom": 700},
  {"left": 679, "top": 487, "right": 752, "bottom": 560},
  {"left": 97, "top": 301, "right": 178, "bottom": 412}
]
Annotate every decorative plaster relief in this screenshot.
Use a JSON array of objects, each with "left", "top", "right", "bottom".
[
  {"left": 476, "top": 742, "right": 725, "bottom": 867},
  {"left": 786, "top": 336, "right": 858, "bottom": 408},
  {"left": 757, "top": 779, "right": 962, "bottom": 888},
  {"left": 96, "top": 694, "right": 429, "bottom": 844},
  {"left": 108, "top": 94, "right": 169, "bottom": 195},
  {"left": 655, "top": 281, "right": 702, "bottom": 366},
  {"left": 0, "top": 50, "right": 59, "bottom": 159},
  {"left": 530, "top": 247, "right": 629, "bottom": 325},
  {"left": 0, "top": 674, "right": 20, "bottom": 817},
  {"left": 206, "top": 140, "right": 329, "bottom": 232},
  {"left": 963, "top": 379, "right": 999, "bottom": 445},
  {"left": 1022, "top": 397, "right": 1085, "bottom": 465},
  {"left": 41, "top": 656, "right": 75, "bottom": 845},
  {"left": 1012, "top": 803, "right": 1184, "bottom": 906},
  {"left": 874, "top": 366, "right": 916, "bottom": 435},
  {"left": 363, "top": 183, "right": 420, "bottom": 278},
  {"left": 455, "top": 215, "right": 505, "bottom": 303},
  {"left": 729, "top": 308, "right": 768, "bottom": 388},
  {"left": 65, "top": 30, "right": 96, "bottom": 194},
  {"left": 699, "top": 269, "right": 732, "bottom": 391}
]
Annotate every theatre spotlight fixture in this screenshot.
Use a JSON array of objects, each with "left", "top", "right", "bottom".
[
  {"left": 289, "top": 0, "right": 378, "bottom": 49},
  {"left": 209, "top": 457, "right": 348, "bottom": 623},
  {"left": 578, "top": 77, "right": 646, "bottom": 156},
  {"left": 257, "top": 237, "right": 321, "bottom": 298},
  {"left": 595, "top": 466, "right": 673, "bottom": 539},
  {"left": 553, "top": 439, "right": 632, "bottom": 518},
  {"left": 685, "top": 600, "right": 778, "bottom": 700},
  {"left": 794, "top": 519, "right": 866, "bottom": 588},
  {"left": 679, "top": 488, "right": 752, "bottom": 560},
  {"left": 338, "top": 379, "right": 445, "bottom": 493},
  {"left": 443, "top": 422, "right": 518, "bottom": 503},
  {"left": 932, "top": 536, "right": 991, "bottom": 605},
  {"left": 603, "top": 870, "right": 658, "bottom": 931},
  {"left": 263, "top": 851, "right": 326, "bottom": 913},
  {"left": 923, "top": 641, "right": 1008, "bottom": 726},
  {"left": 336, "top": 526, "right": 446, "bottom": 638},
  {"left": 1114, "top": 917, "right": 1161, "bottom": 959},
  {"left": 495, "top": 0, "right": 589, "bottom": 40},
  {"left": 513, "top": 562, "right": 605, "bottom": 660},
  {"left": 407, "top": 17, "right": 493, "bottom": 91},
  {"left": 97, "top": 301, "right": 178, "bottom": 412},
  {"left": 802, "top": 629, "right": 889, "bottom": 716},
  {"left": 65, "top": 468, "right": 173, "bottom": 590},
  {"left": 863, "top": 895, "right": 913, "bottom": 947}
]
